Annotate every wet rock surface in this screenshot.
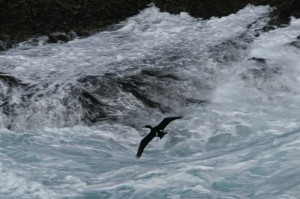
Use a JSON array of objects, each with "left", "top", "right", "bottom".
[
  {"left": 0, "top": 0, "right": 151, "bottom": 48},
  {"left": 1, "top": 0, "right": 300, "bottom": 49},
  {"left": 47, "top": 32, "right": 77, "bottom": 44},
  {"left": 0, "top": 66, "right": 209, "bottom": 129},
  {"left": 0, "top": 72, "right": 28, "bottom": 87}
]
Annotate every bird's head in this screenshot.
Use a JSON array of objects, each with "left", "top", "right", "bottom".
[{"left": 143, "top": 125, "right": 153, "bottom": 130}]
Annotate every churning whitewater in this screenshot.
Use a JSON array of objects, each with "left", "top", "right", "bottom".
[{"left": 1, "top": 4, "right": 300, "bottom": 198}]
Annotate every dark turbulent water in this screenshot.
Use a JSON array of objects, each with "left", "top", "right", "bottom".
[{"left": 1, "top": 5, "right": 300, "bottom": 199}]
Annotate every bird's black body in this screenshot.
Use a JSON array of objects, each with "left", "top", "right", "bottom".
[{"left": 136, "top": 116, "right": 182, "bottom": 158}]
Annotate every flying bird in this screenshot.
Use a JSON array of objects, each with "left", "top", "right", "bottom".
[{"left": 136, "top": 116, "right": 183, "bottom": 158}]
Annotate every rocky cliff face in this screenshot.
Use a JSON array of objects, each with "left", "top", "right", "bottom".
[
  {"left": 152, "top": 0, "right": 300, "bottom": 20},
  {"left": 0, "top": 0, "right": 151, "bottom": 49},
  {"left": 0, "top": 0, "right": 299, "bottom": 50}
]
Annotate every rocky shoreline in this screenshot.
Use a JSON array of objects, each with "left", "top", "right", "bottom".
[{"left": 0, "top": 0, "right": 299, "bottom": 50}]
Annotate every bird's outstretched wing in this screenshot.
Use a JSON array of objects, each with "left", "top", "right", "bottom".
[
  {"left": 157, "top": 116, "right": 183, "bottom": 130},
  {"left": 136, "top": 131, "right": 156, "bottom": 158}
]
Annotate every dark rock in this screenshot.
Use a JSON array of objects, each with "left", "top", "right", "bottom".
[
  {"left": 1, "top": 0, "right": 300, "bottom": 50},
  {"left": 290, "top": 36, "right": 300, "bottom": 48},
  {"left": 241, "top": 64, "right": 282, "bottom": 82},
  {"left": 0, "top": 35, "right": 13, "bottom": 51},
  {"left": 208, "top": 37, "right": 250, "bottom": 63},
  {"left": 118, "top": 79, "right": 171, "bottom": 113},
  {"left": 152, "top": 0, "right": 300, "bottom": 34},
  {"left": 0, "top": 72, "right": 28, "bottom": 87},
  {"left": 77, "top": 75, "right": 102, "bottom": 86},
  {"left": 79, "top": 90, "right": 108, "bottom": 124},
  {"left": 249, "top": 57, "right": 267, "bottom": 64},
  {"left": 0, "top": 40, "right": 7, "bottom": 51},
  {"left": 47, "top": 32, "right": 76, "bottom": 44},
  {"left": 290, "top": 41, "right": 300, "bottom": 48},
  {"left": 0, "top": 101, "right": 9, "bottom": 108},
  {"left": 0, "top": 0, "right": 152, "bottom": 49},
  {"left": 141, "top": 69, "right": 180, "bottom": 80},
  {"left": 152, "top": 0, "right": 248, "bottom": 19},
  {"left": 185, "top": 98, "right": 209, "bottom": 105},
  {"left": 80, "top": 90, "right": 108, "bottom": 107}
]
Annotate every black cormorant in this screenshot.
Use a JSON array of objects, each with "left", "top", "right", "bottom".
[{"left": 136, "top": 116, "right": 183, "bottom": 158}]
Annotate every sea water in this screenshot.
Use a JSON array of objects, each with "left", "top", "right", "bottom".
[{"left": 1, "top": 4, "right": 300, "bottom": 199}]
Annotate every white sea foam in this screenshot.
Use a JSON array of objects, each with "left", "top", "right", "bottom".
[{"left": 1, "top": 4, "right": 300, "bottom": 199}]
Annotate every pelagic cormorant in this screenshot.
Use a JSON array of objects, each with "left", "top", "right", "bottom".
[{"left": 136, "top": 116, "right": 183, "bottom": 158}]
